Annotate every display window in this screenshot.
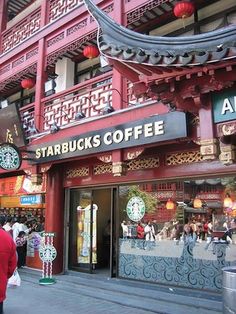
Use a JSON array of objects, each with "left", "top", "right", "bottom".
[{"left": 118, "top": 176, "right": 236, "bottom": 290}]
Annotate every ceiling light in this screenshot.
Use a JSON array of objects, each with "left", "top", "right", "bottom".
[
  {"left": 75, "top": 111, "right": 86, "bottom": 120},
  {"left": 102, "top": 103, "right": 115, "bottom": 115},
  {"left": 50, "top": 122, "right": 60, "bottom": 134}
]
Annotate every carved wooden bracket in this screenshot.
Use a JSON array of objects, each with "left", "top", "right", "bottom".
[
  {"left": 97, "top": 153, "right": 112, "bottom": 163},
  {"left": 112, "top": 162, "right": 127, "bottom": 176},
  {"left": 219, "top": 143, "right": 236, "bottom": 165},
  {"left": 199, "top": 138, "right": 219, "bottom": 160},
  {"left": 146, "top": 68, "right": 236, "bottom": 113}
]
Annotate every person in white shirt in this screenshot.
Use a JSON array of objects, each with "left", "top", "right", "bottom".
[
  {"left": 12, "top": 217, "right": 30, "bottom": 243},
  {"left": 144, "top": 221, "right": 156, "bottom": 250},
  {"left": 12, "top": 218, "right": 22, "bottom": 243},
  {"left": 144, "top": 221, "right": 155, "bottom": 241},
  {"left": 2, "top": 217, "right": 13, "bottom": 235},
  {"left": 121, "top": 221, "right": 128, "bottom": 239}
]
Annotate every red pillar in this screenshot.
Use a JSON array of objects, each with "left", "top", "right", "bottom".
[
  {"left": 0, "top": 0, "right": 7, "bottom": 54},
  {"left": 34, "top": 38, "right": 47, "bottom": 131},
  {"left": 198, "top": 96, "right": 214, "bottom": 139},
  {"left": 45, "top": 166, "right": 64, "bottom": 274},
  {"left": 34, "top": 0, "right": 48, "bottom": 130},
  {"left": 112, "top": 0, "right": 126, "bottom": 110}
]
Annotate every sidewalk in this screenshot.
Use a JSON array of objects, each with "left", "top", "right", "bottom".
[{"left": 5, "top": 268, "right": 222, "bottom": 314}]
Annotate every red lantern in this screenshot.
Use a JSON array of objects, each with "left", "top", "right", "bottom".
[
  {"left": 223, "top": 194, "right": 233, "bottom": 208},
  {"left": 166, "top": 199, "right": 175, "bottom": 210},
  {"left": 21, "top": 78, "right": 35, "bottom": 89},
  {"left": 193, "top": 198, "right": 202, "bottom": 209},
  {"left": 83, "top": 45, "right": 100, "bottom": 59},
  {"left": 173, "top": 1, "right": 195, "bottom": 19}
]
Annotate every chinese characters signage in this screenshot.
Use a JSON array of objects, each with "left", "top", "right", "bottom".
[
  {"left": 20, "top": 194, "right": 42, "bottom": 205},
  {"left": 0, "top": 104, "right": 26, "bottom": 147}
]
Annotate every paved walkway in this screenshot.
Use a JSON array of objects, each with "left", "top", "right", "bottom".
[{"left": 4, "top": 268, "right": 223, "bottom": 314}]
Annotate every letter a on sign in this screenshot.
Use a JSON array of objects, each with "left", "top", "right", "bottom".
[{"left": 221, "top": 98, "right": 234, "bottom": 115}]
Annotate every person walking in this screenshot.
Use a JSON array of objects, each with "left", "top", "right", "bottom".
[{"left": 0, "top": 216, "right": 17, "bottom": 314}]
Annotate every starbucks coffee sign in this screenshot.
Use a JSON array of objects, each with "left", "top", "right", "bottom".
[
  {"left": 0, "top": 143, "right": 22, "bottom": 171},
  {"left": 30, "top": 112, "right": 187, "bottom": 163}
]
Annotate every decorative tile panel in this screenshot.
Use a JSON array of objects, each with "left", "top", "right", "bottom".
[
  {"left": 166, "top": 151, "right": 203, "bottom": 165},
  {"left": 119, "top": 239, "right": 234, "bottom": 291},
  {"left": 0, "top": 65, "right": 11, "bottom": 76},
  {"left": 66, "top": 167, "right": 89, "bottom": 178},
  {"left": 49, "top": 0, "right": 82, "bottom": 22},
  {"left": 93, "top": 164, "right": 112, "bottom": 175},
  {"left": 26, "top": 48, "right": 39, "bottom": 60},
  {"left": 67, "top": 19, "right": 87, "bottom": 35},
  {"left": 47, "top": 32, "right": 65, "bottom": 47},
  {"left": 127, "top": 157, "right": 160, "bottom": 170},
  {"left": 12, "top": 56, "right": 25, "bottom": 68}
]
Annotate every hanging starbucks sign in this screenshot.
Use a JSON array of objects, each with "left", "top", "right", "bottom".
[
  {"left": 0, "top": 143, "right": 22, "bottom": 171},
  {"left": 126, "top": 196, "right": 146, "bottom": 222}
]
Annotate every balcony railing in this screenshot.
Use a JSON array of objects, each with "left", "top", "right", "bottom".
[
  {"left": 42, "top": 74, "right": 113, "bottom": 130},
  {"left": 48, "top": 0, "right": 83, "bottom": 23},
  {"left": 20, "top": 73, "right": 114, "bottom": 137},
  {"left": 20, "top": 71, "right": 151, "bottom": 140},
  {"left": 2, "top": 0, "right": 84, "bottom": 54},
  {"left": 2, "top": 8, "right": 41, "bottom": 53}
]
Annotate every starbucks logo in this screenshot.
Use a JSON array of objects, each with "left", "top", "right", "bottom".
[
  {"left": 39, "top": 244, "right": 57, "bottom": 263},
  {"left": 126, "top": 196, "right": 145, "bottom": 222},
  {"left": 0, "top": 143, "right": 22, "bottom": 171}
]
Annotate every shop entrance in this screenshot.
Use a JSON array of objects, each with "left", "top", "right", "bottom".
[{"left": 67, "top": 187, "right": 116, "bottom": 276}]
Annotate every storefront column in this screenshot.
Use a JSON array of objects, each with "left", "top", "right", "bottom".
[
  {"left": 112, "top": 150, "right": 127, "bottom": 176},
  {"left": 45, "top": 166, "right": 64, "bottom": 274},
  {"left": 112, "top": 0, "right": 126, "bottom": 111},
  {"left": 199, "top": 97, "right": 218, "bottom": 160}
]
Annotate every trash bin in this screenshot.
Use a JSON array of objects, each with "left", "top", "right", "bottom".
[{"left": 222, "top": 266, "right": 236, "bottom": 314}]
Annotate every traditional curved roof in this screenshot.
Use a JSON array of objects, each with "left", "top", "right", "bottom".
[{"left": 83, "top": 0, "right": 236, "bottom": 67}]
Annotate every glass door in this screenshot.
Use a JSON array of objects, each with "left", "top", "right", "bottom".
[
  {"left": 68, "top": 189, "right": 96, "bottom": 272},
  {"left": 68, "top": 187, "right": 116, "bottom": 274}
]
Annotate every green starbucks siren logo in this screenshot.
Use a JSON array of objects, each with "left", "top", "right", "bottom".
[
  {"left": 126, "top": 196, "right": 145, "bottom": 222},
  {"left": 0, "top": 143, "right": 22, "bottom": 171}
]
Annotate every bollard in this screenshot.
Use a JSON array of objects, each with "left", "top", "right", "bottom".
[{"left": 222, "top": 266, "right": 236, "bottom": 314}]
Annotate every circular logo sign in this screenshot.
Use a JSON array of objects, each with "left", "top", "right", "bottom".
[
  {"left": 126, "top": 196, "right": 146, "bottom": 222},
  {"left": 39, "top": 244, "right": 57, "bottom": 263},
  {"left": 0, "top": 143, "right": 22, "bottom": 170}
]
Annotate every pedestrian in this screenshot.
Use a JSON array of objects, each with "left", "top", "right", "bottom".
[
  {"left": 103, "top": 219, "right": 111, "bottom": 267},
  {"left": 222, "top": 218, "right": 236, "bottom": 243},
  {"left": 15, "top": 231, "right": 27, "bottom": 268},
  {"left": 144, "top": 221, "right": 156, "bottom": 250},
  {"left": 0, "top": 215, "right": 17, "bottom": 314},
  {"left": 121, "top": 220, "right": 128, "bottom": 239},
  {"left": 136, "top": 221, "right": 145, "bottom": 249},
  {"left": 137, "top": 221, "right": 145, "bottom": 239},
  {"left": 3, "top": 216, "right": 13, "bottom": 237}
]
